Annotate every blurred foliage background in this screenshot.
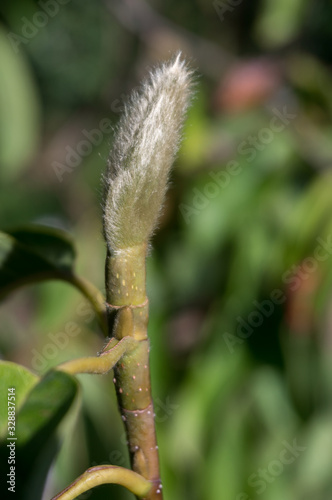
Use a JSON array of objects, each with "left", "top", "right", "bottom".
[{"left": 1, "top": 0, "right": 332, "bottom": 499}]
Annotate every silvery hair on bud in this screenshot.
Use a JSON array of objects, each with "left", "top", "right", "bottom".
[{"left": 103, "top": 53, "right": 194, "bottom": 253}]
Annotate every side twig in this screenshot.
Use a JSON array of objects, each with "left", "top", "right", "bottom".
[{"left": 51, "top": 465, "right": 152, "bottom": 500}]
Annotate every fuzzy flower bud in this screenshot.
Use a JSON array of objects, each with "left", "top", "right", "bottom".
[{"left": 103, "top": 53, "right": 194, "bottom": 253}]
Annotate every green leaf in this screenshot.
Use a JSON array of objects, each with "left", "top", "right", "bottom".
[
  {"left": 0, "top": 361, "right": 39, "bottom": 438},
  {"left": 0, "top": 225, "right": 76, "bottom": 299},
  {"left": 0, "top": 224, "right": 107, "bottom": 335},
  {"left": 0, "top": 366, "right": 79, "bottom": 500},
  {"left": 254, "top": 0, "right": 308, "bottom": 48},
  {"left": 15, "top": 369, "right": 78, "bottom": 448},
  {"left": 297, "top": 413, "right": 332, "bottom": 495},
  {"left": 0, "top": 24, "right": 40, "bottom": 179},
  {"left": 7, "top": 225, "right": 76, "bottom": 271}
]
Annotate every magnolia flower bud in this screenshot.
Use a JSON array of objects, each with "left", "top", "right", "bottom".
[{"left": 103, "top": 53, "right": 194, "bottom": 253}]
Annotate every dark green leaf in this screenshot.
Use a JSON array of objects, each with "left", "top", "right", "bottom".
[
  {"left": 0, "top": 225, "right": 76, "bottom": 299},
  {"left": 15, "top": 369, "right": 78, "bottom": 448}
]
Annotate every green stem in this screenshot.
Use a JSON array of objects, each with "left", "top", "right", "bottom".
[
  {"left": 106, "top": 244, "right": 163, "bottom": 499},
  {"left": 56, "top": 336, "right": 136, "bottom": 375},
  {"left": 70, "top": 274, "right": 108, "bottom": 336},
  {"left": 51, "top": 465, "right": 152, "bottom": 500}
]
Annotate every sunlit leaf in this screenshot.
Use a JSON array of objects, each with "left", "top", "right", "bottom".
[
  {"left": 0, "top": 366, "right": 79, "bottom": 500},
  {"left": 0, "top": 361, "right": 39, "bottom": 438},
  {"left": 255, "top": 0, "right": 308, "bottom": 48},
  {"left": 0, "top": 24, "right": 40, "bottom": 179}
]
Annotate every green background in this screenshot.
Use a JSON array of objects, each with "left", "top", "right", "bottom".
[{"left": 1, "top": 0, "right": 332, "bottom": 499}]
